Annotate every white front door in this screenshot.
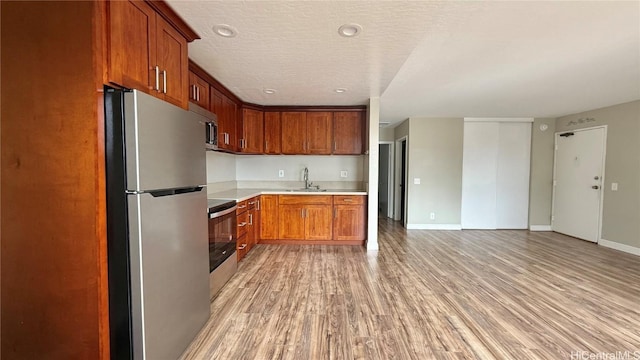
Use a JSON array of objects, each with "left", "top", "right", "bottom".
[{"left": 552, "top": 127, "right": 606, "bottom": 242}]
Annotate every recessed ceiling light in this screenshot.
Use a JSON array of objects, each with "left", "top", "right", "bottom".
[
  {"left": 213, "top": 24, "right": 237, "bottom": 38},
  {"left": 263, "top": 88, "right": 277, "bottom": 94},
  {"left": 338, "top": 23, "right": 362, "bottom": 37},
  {"left": 335, "top": 88, "right": 347, "bottom": 93}
]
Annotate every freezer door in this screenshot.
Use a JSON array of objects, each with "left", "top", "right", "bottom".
[
  {"left": 128, "top": 189, "right": 210, "bottom": 360},
  {"left": 125, "top": 90, "right": 206, "bottom": 191}
]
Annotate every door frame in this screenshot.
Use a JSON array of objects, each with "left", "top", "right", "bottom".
[
  {"left": 394, "top": 136, "right": 408, "bottom": 225},
  {"left": 551, "top": 125, "right": 607, "bottom": 243},
  {"left": 379, "top": 141, "right": 395, "bottom": 218}
]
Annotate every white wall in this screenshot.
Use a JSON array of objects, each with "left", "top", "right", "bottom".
[
  {"left": 367, "top": 97, "right": 380, "bottom": 250},
  {"left": 206, "top": 151, "right": 236, "bottom": 183}
]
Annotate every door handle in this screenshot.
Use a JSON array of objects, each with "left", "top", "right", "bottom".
[
  {"left": 162, "top": 70, "right": 167, "bottom": 94},
  {"left": 592, "top": 185, "right": 599, "bottom": 189},
  {"left": 154, "top": 66, "right": 160, "bottom": 92}
]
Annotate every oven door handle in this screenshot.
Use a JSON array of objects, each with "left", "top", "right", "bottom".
[{"left": 209, "top": 205, "right": 238, "bottom": 219}]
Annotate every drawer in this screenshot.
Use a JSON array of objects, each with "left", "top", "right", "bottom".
[
  {"left": 334, "top": 195, "right": 365, "bottom": 205},
  {"left": 278, "top": 195, "right": 333, "bottom": 205},
  {"left": 236, "top": 199, "right": 248, "bottom": 214},
  {"left": 237, "top": 234, "right": 248, "bottom": 262},
  {"left": 237, "top": 211, "right": 248, "bottom": 238},
  {"left": 247, "top": 196, "right": 259, "bottom": 210}
]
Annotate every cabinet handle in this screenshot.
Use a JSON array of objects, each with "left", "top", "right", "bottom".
[
  {"left": 196, "top": 86, "right": 200, "bottom": 101},
  {"left": 265, "top": 140, "right": 268, "bottom": 152},
  {"left": 238, "top": 204, "right": 246, "bottom": 209},
  {"left": 238, "top": 244, "right": 247, "bottom": 250},
  {"left": 249, "top": 214, "right": 253, "bottom": 225},
  {"left": 334, "top": 141, "right": 337, "bottom": 152},
  {"left": 154, "top": 66, "right": 160, "bottom": 92},
  {"left": 256, "top": 200, "right": 260, "bottom": 211},
  {"left": 162, "top": 70, "right": 167, "bottom": 94},
  {"left": 238, "top": 222, "right": 247, "bottom": 227},
  {"left": 301, "top": 209, "right": 304, "bottom": 218},
  {"left": 343, "top": 198, "right": 353, "bottom": 202}
]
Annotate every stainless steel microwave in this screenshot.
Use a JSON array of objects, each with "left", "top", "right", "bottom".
[{"left": 189, "top": 102, "right": 218, "bottom": 150}]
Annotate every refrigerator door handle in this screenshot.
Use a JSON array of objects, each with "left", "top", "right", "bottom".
[{"left": 147, "top": 186, "right": 204, "bottom": 197}]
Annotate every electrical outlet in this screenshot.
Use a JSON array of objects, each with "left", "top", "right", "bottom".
[
  {"left": 430, "top": 212, "right": 436, "bottom": 220},
  {"left": 340, "top": 170, "right": 348, "bottom": 178},
  {"left": 414, "top": 178, "right": 421, "bottom": 185},
  {"left": 278, "top": 170, "right": 285, "bottom": 178},
  {"left": 611, "top": 182, "right": 618, "bottom": 191}
]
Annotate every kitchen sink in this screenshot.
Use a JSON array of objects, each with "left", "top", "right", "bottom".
[{"left": 285, "top": 188, "right": 328, "bottom": 192}]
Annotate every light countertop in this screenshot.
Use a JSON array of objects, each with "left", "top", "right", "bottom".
[{"left": 208, "top": 188, "right": 367, "bottom": 202}]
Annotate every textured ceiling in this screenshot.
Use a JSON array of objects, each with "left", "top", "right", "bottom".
[{"left": 167, "top": 1, "right": 640, "bottom": 126}]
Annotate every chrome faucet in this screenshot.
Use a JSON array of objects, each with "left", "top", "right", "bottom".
[{"left": 304, "top": 167, "right": 311, "bottom": 189}]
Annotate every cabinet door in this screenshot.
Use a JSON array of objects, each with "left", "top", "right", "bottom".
[
  {"left": 107, "top": 0, "right": 156, "bottom": 92},
  {"left": 305, "top": 205, "right": 333, "bottom": 240},
  {"left": 241, "top": 109, "right": 264, "bottom": 153},
  {"left": 156, "top": 17, "right": 188, "bottom": 108},
  {"left": 210, "top": 87, "right": 223, "bottom": 114},
  {"left": 306, "top": 112, "right": 332, "bottom": 154},
  {"left": 333, "top": 205, "right": 365, "bottom": 241},
  {"left": 281, "top": 112, "right": 306, "bottom": 154},
  {"left": 220, "top": 95, "right": 238, "bottom": 151},
  {"left": 264, "top": 112, "right": 281, "bottom": 154},
  {"left": 260, "top": 195, "right": 278, "bottom": 240},
  {"left": 278, "top": 204, "right": 305, "bottom": 239},
  {"left": 188, "top": 71, "right": 210, "bottom": 109},
  {"left": 333, "top": 112, "right": 363, "bottom": 154}
]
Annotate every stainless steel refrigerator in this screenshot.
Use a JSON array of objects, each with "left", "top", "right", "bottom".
[{"left": 104, "top": 89, "right": 210, "bottom": 359}]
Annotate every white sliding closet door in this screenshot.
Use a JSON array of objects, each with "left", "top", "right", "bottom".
[
  {"left": 461, "top": 122, "right": 499, "bottom": 229},
  {"left": 496, "top": 123, "right": 531, "bottom": 228},
  {"left": 461, "top": 119, "right": 532, "bottom": 229}
]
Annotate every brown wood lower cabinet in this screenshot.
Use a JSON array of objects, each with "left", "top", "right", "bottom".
[
  {"left": 278, "top": 195, "right": 333, "bottom": 241},
  {"left": 237, "top": 196, "right": 261, "bottom": 262},
  {"left": 264, "top": 194, "right": 366, "bottom": 244},
  {"left": 260, "top": 195, "right": 278, "bottom": 240},
  {"left": 333, "top": 195, "right": 366, "bottom": 241}
]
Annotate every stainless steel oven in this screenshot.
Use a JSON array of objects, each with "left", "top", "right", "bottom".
[{"left": 207, "top": 199, "right": 237, "bottom": 299}]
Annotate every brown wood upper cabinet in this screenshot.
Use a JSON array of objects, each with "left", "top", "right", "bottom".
[
  {"left": 281, "top": 112, "right": 307, "bottom": 154},
  {"left": 239, "top": 108, "right": 264, "bottom": 154},
  {"left": 264, "top": 112, "right": 282, "bottom": 154},
  {"left": 333, "top": 112, "right": 364, "bottom": 155},
  {"left": 307, "top": 112, "right": 333, "bottom": 154},
  {"left": 211, "top": 87, "right": 238, "bottom": 152},
  {"left": 188, "top": 71, "right": 210, "bottom": 109},
  {"left": 107, "top": 0, "right": 190, "bottom": 108},
  {"left": 281, "top": 112, "right": 332, "bottom": 155}
]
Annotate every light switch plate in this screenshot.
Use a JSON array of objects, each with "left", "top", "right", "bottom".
[
  {"left": 611, "top": 182, "right": 618, "bottom": 191},
  {"left": 340, "top": 171, "right": 348, "bottom": 178},
  {"left": 414, "top": 178, "right": 421, "bottom": 185},
  {"left": 278, "top": 170, "right": 285, "bottom": 178}
]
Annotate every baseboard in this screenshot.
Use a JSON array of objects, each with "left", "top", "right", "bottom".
[
  {"left": 406, "top": 224, "right": 462, "bottom": 230},
  {"left": 599, "top": 238, "right": 640, "bottom": 256},
  {"left": 529, "top": 225, "right": 552, "bottom": 231}
]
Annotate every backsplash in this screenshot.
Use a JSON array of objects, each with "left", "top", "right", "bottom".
[
  {"left": 206, "top": 152, "right": 365, "bottom": 193},
  {"left": 235, "top": 155, "right": 364, "bottom": 182}
]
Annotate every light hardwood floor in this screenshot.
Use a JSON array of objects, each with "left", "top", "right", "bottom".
[{"left": 181, "top": 217, "right": 640, "bottom": 359}]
